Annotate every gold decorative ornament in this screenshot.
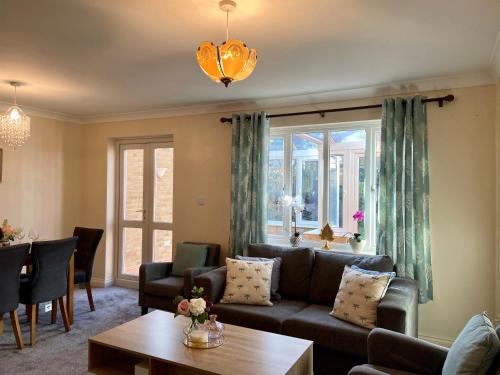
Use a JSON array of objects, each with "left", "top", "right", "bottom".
[{"left": 319, "top": 223, "right": 334, "bottom": 250}]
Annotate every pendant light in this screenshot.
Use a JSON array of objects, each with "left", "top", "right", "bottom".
[
  {"left": 1, "top": 82, "right": 30, "bottom": 148},
  {"left": 196, "top": 0, "right": 257, "bottom": 87}
]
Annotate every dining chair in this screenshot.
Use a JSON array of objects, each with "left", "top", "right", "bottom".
[
  {"left": 0, "top": 243, "right": 30, "bottom": 349},
  {"left": 72, "top": 227, "right": 104, "bottom": 311},
  {"left": 19, "top": 237, "right": 78, "bottom": 346}
]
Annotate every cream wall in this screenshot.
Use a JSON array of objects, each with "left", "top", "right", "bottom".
[
  {"left": 0, "top": 116, "right": 82, "bottom": 240},
  {"left": 79, "top": 113, "right": 232, "bottom": 285},
  {"left": 79, "top": 84, "right": 497, "bottom": 343}
]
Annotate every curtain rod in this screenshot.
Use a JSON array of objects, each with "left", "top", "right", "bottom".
[{"left": 219, "top": 94, "right": 454, "bottom": 124}]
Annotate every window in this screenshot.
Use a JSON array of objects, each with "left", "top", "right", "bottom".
[{"left": 267, "top": 121, "right": 381, "bottom": 252}]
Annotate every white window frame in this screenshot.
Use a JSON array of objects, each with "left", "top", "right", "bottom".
[{"left": 268, "top": 120, "right": 381, "bottom": 253}]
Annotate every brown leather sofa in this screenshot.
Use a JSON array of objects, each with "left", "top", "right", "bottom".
[
  {"left": 139, "top": 242, "right": 220, "bottom": 314},
  {"left": 194, "top": 244, "right": 418, "bottom": 375}
]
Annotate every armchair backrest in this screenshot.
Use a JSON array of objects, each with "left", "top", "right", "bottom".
[
  {"left": 28, "top": 237, "right": 78, "bottom": 303},
  {"left": 183, "top": 242, "right": 220, "bottom": 267},
  {"left": 488, "top": 326, "right": 500, "bottom": 374},
  {"left": 0, "top": 243, "right": 30, "bottom": 314},
  {"left": 73, "top": 227, "right": 104, "bottom": 281}
]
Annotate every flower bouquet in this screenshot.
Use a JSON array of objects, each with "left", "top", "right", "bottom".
[
  {"left": 174, "top": 286, "right": 221, "bottom": 348},
  {"left": 0, "top": 219, "right": 23, "bottom": 246},
  {"left": 349, "top": 211, "right": 366, "bottom": 253}
]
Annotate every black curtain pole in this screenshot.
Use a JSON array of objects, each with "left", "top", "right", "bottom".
[{"left": 219, "top": 94, "right": 454, "bottom": 124}]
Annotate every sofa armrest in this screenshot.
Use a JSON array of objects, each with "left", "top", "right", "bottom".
[
  {"left": 194, "top": 266, "right": 227, "bottom": 302},
  {"left": 183, "top": 266, "right": 219, "bottom": 297},
  {"left": 139, "top": 262, "right": 173, "bottom": 305},
  {"left": 377, "top": 277, "right": 418, "bottom": 336},
  {"left": 368, "top": 328, "right": 448, "bottom": 375}
]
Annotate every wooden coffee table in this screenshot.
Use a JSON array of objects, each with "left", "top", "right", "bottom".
[{"left": 88, "top": 310, "right": 313, "bottom": 375}]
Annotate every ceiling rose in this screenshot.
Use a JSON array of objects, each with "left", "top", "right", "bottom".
[{"left": 196, "top": 0, "right": 257, "bottom": 87}]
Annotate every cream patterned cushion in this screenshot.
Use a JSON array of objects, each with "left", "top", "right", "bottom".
[
  {"left": 330, "top": 265, "right": 393, "bottom": 329},
  {"left": 220, "top": 258, "right": 274, "bottom": 306}
]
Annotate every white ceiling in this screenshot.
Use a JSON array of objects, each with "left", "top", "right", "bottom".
[{"left": 0, "top": 0, "right": 499, "bottom": 119}]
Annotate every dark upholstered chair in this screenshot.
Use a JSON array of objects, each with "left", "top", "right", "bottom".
[
  {"left": 0, "top": 243, "right": 30, "bottom": 349},
  {"left": 19, "top": 237, "right": 78, "bottom": 345},
  {"left": 73, "top": 227, "right": 104, "bottom": 311},
  {"left": 139, "top": 242, "right": 220, "bottom": 314},
  {"left": 348, "top": 327, "right": 500, "bottom": 375}
]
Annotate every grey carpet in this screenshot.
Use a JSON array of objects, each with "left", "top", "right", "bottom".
[{"left": 0, "top": 287, "right": 140, "bottom": 375}]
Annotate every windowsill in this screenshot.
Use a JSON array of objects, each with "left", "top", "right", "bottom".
[{"left": 267, "top": 235, "right": 376, "bottom": 256}]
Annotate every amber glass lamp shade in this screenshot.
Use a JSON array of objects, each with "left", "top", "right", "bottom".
[{"left": 197, "top": 39, "right": 257, "bottom": 87}]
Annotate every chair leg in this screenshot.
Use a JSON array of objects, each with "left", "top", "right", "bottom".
[
  {"left": 85, "top": 282, "right": 95, "bottom": 311},
  {"left": 141, "top": 306, "right": 148, "bottom": 315},
  {"left": 58, "top": 297, "right": 70, "bottom": 332},
  {"left": 9, "top": 311, "right": 24, "bottom": 350},
  {"left": 51, "top": 300, "right": 57, "bottom": 324},
  {"left": 35, "top": 303, "right": 39, "bottom": 324},
  {"left": 29, "top": 304, "right": 36, "bottom": 346},
  {"left": 0, "top": 313, "right": 3, "bottom": 335}
]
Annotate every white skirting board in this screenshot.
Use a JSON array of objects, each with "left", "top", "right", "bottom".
[
  {"left": 90, "top": 277, "right": 114, "bottom": 288},
  {"left": 418, "top": 333, "right": 454, "bottom": 347}
]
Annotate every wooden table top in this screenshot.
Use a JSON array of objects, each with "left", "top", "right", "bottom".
[{"left": 88, "top": 310, "right": 313, "bottom": 375}]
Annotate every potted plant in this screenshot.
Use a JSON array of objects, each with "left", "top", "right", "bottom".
[{"left": 349, "top": 211, "right": 366, "bottom": 253}]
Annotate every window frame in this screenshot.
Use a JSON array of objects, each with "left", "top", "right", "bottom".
[{"left": 268, "top": 119, "right": 381, "bottom": 253}]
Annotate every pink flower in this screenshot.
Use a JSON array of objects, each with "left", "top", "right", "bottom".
[
  {"left": 177, "top": 299, "right": 190, "bottom": 316},
  {"left": 352, "top": 211, "right": 365, "bottom": 222}
]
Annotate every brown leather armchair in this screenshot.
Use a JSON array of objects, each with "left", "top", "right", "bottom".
[{"left": 138, "top": 242, "right": 220, "bottom": 314}]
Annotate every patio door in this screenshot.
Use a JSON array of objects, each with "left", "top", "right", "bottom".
[{"left": 117, "top": 139, "right": 174, "bottom": 283}]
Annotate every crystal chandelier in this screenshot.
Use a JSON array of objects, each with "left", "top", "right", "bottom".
[
  {"left": 196, "top": 0, "right": 257, "bottom": 87},
  {"left": 1, "top": 82, "right": 30, "bottom": 148}
]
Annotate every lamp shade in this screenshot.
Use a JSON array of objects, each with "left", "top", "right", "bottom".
[
  {"left": 1, "top": 105, "right": 30, "bottom": 147},
  {"left": 197, "top": 39, "right": 257, "bottom": 87}
]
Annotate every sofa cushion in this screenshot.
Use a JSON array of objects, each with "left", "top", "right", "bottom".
[
  {"left": 349, "top": 365, "right": 419, "bottom": 375},
  {"left": 283, "top": 304, "right": 370, "bottom": 357},
  {"left": 236, "top": 255, "right": 282, "bottom": 301},
  {"left": 309, "top": 251, "right": 394, "bottom": 306},
  {"left": 171, "top": 243, "right": 208, "bottom": 276},
  {"left": 331, "top": 265, "right": 394, "bottom": 329},
  {"left": 211, "top": 299, "right": 308, "bottom": 333},
  {"left": 144, "top": 276, "right": 184, "bottom": 298},
  {"left": 220, "top": 258, "right": 274, "bottom": 306},
  {"left": 443, "top": 312, "right": 500, "bottom": 375},
  {"left": 248, "top": 244, "right": 314, "bottom": 300}
]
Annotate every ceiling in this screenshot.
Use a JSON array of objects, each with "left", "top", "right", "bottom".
[{"left": 0, "top": 0, "right": 499, "bottom": 119}]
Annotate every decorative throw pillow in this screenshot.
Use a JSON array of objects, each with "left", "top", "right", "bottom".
[
  {"left": 443, "top": 312, "right": 500, "bottom": 375},
  {"left": 350, "top": 265, "right": 396, "bottom": 299},
  {"left": 220, "top": 258, "right": 274, "bottom": 306},
  {"left": 236, "top": 255, "right": 282, "bottom": 301},
  {"left": 330, "top": 265, "right": 393, "bottom": 329},
  {"left": 171, "top": 243, "right": 208, "bottom": 276}
]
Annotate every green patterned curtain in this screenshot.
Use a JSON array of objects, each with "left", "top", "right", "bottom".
[
  {"left": 229, "top": 112, "right": 270, "bottom": 257},
  {"left": 377, "top": 96, "right": 433, "bottom": 303}
]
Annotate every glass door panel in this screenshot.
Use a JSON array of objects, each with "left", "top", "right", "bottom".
[
  {"left": 154, "top": 148, "right": 174, "bottom": 223},
  {"left": 123, "top": 149, "right": 144, "bottom": 221},
  {"left": 328, "top": 130, "right": 366, "bottom": 233},
  {"left": 122, "top": 227, "right": 143, "bottom": 276},
  {"left": 292, "top": 132, "right": 323, "bottom": 228},
  {"left": 153, "top": 229, "right": 173, "bottom": 262},
  {"left": 118, "top": 140, "right": 174, "bottom": 282},
  {"left": 268, "top": 137, "right": 285, "bottom": 235}
]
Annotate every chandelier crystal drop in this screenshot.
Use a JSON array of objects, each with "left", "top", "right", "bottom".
[
  {"left": 196, "top": 0, "right": 257, "bottom": 87},
  {"left": 1, "top": 82, "right": 30, "bottom": 148}
]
